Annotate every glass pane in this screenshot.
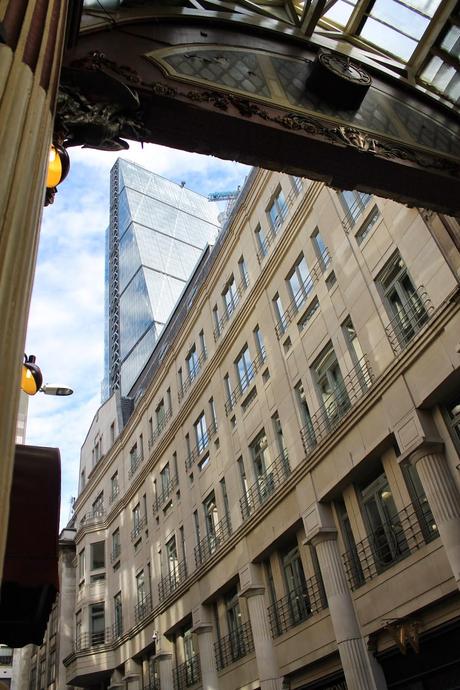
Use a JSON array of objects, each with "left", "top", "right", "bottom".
[{"left": 360, "top": 18, "right": 417, "bottom": 61}]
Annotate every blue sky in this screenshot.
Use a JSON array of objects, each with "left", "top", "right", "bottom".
[{"left": 25, "top": 142, "right": 250, "bottom": 526}]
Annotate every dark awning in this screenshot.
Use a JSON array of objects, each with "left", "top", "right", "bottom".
[{"left": 0, "top": 444, "right": 61, "bottom": 646}]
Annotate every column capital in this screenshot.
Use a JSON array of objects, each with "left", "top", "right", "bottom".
[
  {"left": 302, "top": 502, "right": 336, "bottom": 544},
  {"left": 153, "top": 651, "right": 172, "bottom": 662},
  {"left": 239, "top": 583, "right": 265, "bottom": 598},
  {"left": 191, "top": 622, "right": 213, "bottom": 635},
  {"left": 409, "top": 441, "right": 445, "bottom": 465},
  {"left": 305, "top": 527, "right": 338, "bottom": 546}
]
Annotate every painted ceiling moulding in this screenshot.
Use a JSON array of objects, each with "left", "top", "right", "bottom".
[{"left": 61, "top": 7, "right": 460, "bottom": 215}]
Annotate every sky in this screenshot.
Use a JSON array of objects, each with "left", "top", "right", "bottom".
[{"left": 25, "top": 142, "right": 250, "bottom": 527}]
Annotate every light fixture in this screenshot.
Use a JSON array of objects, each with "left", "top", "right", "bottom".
[
  {"left": 41, "top": 383, "right": 73, "bottom": 396},
  {"left": 381, "top": 490, "right": 392, "bottom": 501},
  {"left": 46, "top": 144, "right": 70, "bottom": 189},
  {"left": 21, "top": 355, "right": 43, "bottom": 396}
]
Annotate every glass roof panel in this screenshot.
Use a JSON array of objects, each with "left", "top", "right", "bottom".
[
  {"left": 441, "top": 25, "right": 460, "bottom": 56},
  {"left": 323, "top": 0, "right": 357, "bottom": 26},
  {"left": 369, "top": 0, "right": 431, "bottom": 41},
  {"left": 360, "top": 17, "right": 417, "bottom": 61}
]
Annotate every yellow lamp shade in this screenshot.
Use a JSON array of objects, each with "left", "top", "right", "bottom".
[
  {"left": 46, "top": 146, "right": 63, "bottom": 188},
  {"left": 21, "top": 355, "right": 43, "bottom": 395}
]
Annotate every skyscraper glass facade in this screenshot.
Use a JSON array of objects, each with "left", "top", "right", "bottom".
[{"left": 104, "top": 159, "right": 220, "bottom": 399}]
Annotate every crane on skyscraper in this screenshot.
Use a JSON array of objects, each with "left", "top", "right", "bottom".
[{"left": 208, "top": 187, "right": 241, "bottom": 224}]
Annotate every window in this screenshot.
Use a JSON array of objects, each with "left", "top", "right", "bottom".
[
  {"left": 273, "top": 293, "right": 286, "bottom": 334},
  {"left": 90, "top": 541, "right": 105, "bottom": 570},
  {"left": 166, "top": 388, "right": 172, "bottom": 415},
  {"left": 92, "top": 492, "right": 103, "bottom": 517},
  {"left": 325, "top": 271, "right": 337, "bottom": 290},
  {"left": 225, "top": 588, "right": 245, "bottom": 660},
  {"left": 255, "top": 224, "right": 268, "bottom": 258},
  {"left": 238, "top": 256, "right": 249, "bottom": 288},
  {"left": 281, "top": 545, "right": 310, "bottom": 624},
  {"left": 272, "top": 412, "right": 285, "bottom": 456},
  {"left": 80, "top": 469, "right": 85, "bottom": 492},
  {"left": 194, "top": 412, "right": 208, "bottom": 454},
  {"left": 235, "top": 346, "right": 254, "bottom": 394},
  {"left": 193, "top": 510, "right": 200, "bottom": 545},
  {"left": 287, "top": 255, "right": 313, "bottom": 309},
  {"left": 253, "top": 325, "right": 266, "bottom": 361},
  {"left": 110, "top": 421, "right": 115, "bottom": 445},
  {"left": 203, "top": 491, "right": 219, "bottom": 540},
  {"left": 378, "top": 253, "right": 428, "bottom": 348},
  {"left": 342, "top": 317, "right": 369, "bottom": 388},
  {"left": 209, "top": 397, "right": 217, "bottom": 428},
  {"left": 90, "top": 603, "right": 105, "bottom": 645},
  {"left": 267, "top": 187, "right": 288, "bottom": 231},
  {"left": 222, "top": 276, "right": 237, "bottom": 318},
  {"left": 136, "top": 570, "right": 146, "bottom": 604},
  {"left": 180, "top": 525, "right": 186, "bottom": 561},
  {"left": 129, "top": 442, "right": 139, "bottom": 474},
  {"left": 39, "top": 658, "right": 46, "bottom": 690},
  {"left": 114, "top": 591, "right": 123, "bottom": 637},
  {"left": 78, "top": 549, "right": 85, "bottom": 581},
  {"left": 237, "top": 457, "right": 249, "bottom": 497},
  {"left": 295, "top": 382, "right": 316, "bottom": 451},
  {"left": 220, "top": 478, "right": 230, "bottom": 518},
  {"left": 75, "top": 611, "right": 82, "bottom": 646},
  {"left": 402, "top": 462, "right": 437, "bottom": 541},
  {"left": 250, "top": 431, "right": 270, "bottom": 479},
  {"left": 112, "top": 528, "right": 120, "bottom": 561},
  {"left": 133, "top": 503, "right": 141, "bottom": 533},
  {"left": 156, "top": 399, "right": 166, "bottom": 429},
  {"left": 186, "top": 345, "right": 199, "bottom": 382},
  {"left": 110, "top": 471, "right": 119, "bottom": 502},
  {"left": 339, "top": 190, "right": 372, "bottom": 227},
  {"left": 298, "top": 297, "right": 320, "bottom": 332},
  {"left": 313, "top": 345, "right": 350, "bottom": 421},
  {"left": 47, "top": 650, "right": 55, "bottom": 685},
  {"left": 160, "top": 463, "right": 170, "bottom": 494},
  {"left": 291, "top": 175, "right": 303, "bottom": 194},
  {"left": 311, "top": 228, "right": 330, "bottom": 269},
  {"left": 355, "top": 205, "right": 379, "bottom": 244},
  {"left": 224, "top": 373, "right": 233, "bottom": 407},
  {"left": 178, "top": 368, "right": 183, "bottom": 396},
  {"left": 199, "top": 329, "right": 207, "bottom": 359},
  {"left": 213, "top": 304, "right": 221, "bottom": 337},
  {"left": 166, "top": 535, "right": 179, "bottom": 580}
]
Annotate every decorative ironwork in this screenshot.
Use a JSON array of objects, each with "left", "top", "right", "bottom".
[
  {"left": 275, "top": 247, "right": 330, "bottom": 337},
  {"left": 268, "top": 576, "right": 327, "bottom": 638},
  {"left": 342, "top": 498, "right": 438, "bottom": 590},
  {"left": 131, "top": 514, "right": 147, "bottom": 542},
  {"left": 75, "top": 628, "right": 112, "bottom": 652},
  {"left": 213, "top": 278, "right": 249, "bottom": 341},
  {"left": 158, "top": 559, "right": 188, "bottom": 601},
  {"left": 185, "top": 420, "right": 218, "bottom": 471},
  {"left": 214, "top": 621, "right": 254, "bottom": 670},
  {"left": 178, "top": 350, "right": 208, "bottom": 402},
  {"left": 134, "top": 594, "right": 153, "bottom": 623},
  {"left": 173, "top": 655, "right": 200, "bottom": 690},
  {"left": 148, "top": 407, "right": 173, "bottom": 450},
  {"left": 128, "top": 450, "right": 144, "bottom": 479},
  {"left": 384, "top": 287, "right": 433, "bottom": 355},
  {"left": 224, "top": 347, "right": 267, "bottom": 414},
  {"left": 194, "top": 513, "right": 232, "bottom": 567},
  {"left": 240, "top": 450, "right": 290, "bottom": 520},
  {"left": 300, "top": 356, "right": 373, "bottom": 456},
  {"left": 153, "top": 475, "right": 179, "bottom": 514}
]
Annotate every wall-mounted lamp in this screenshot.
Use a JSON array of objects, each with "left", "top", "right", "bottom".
[
  {"left": 21, "top": 354, "right": 73, "bottom": 396},
  {"left": 45, "top": 143, "right": 70, "bottom": 206}
]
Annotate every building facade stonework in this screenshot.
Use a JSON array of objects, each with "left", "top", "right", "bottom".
[{"left": 60, "top": 170, "right": 460, "bottom": 690}]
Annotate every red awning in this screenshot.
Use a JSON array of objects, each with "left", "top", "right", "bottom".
[{"left": 0, "top": 445, "right": 61, "bottom": 646}]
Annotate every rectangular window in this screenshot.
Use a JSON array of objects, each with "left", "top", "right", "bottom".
[
  {"left": 203, "top": 490, "right": 219, "bottom": 538},
  {"left": 47, "top": 650, "right": 56, "bottom": 685},
  {"left": 250, "top": 430, "right": 270, "bottom": 479},
  {"left": 178, "top": 368, "right": 183, "bottom": 396},
  {"left": 273, "top": 293, "right": 286, "bottom": 334},
  {"left": 114, "top": 591, "right": 123, "bottom": 637},
  {"left": 287, "top": 255, "right": 313, "bottom": 310},
  {"left": 220, "top": 477, "right": 230, "bottom": 517},
  {"left": 255, "top": 224, "right": 268, "bottom": 258},
  {"left": 237, "top": 457, "right": 248, "bottom": 496},
  {"left": 272, "top": 412, "right": 285, "bottom": 456},
  {"left": 92, "top": 491, "right": 104, "bottom": 517},
  {"left": 90, "top": 541, "right": 105, "bottom": 570},
  {"left": 80, "top": 469, "right": 85, "bottom": 492},
  {"left": 180, "top": 525, "right": 186, "bottom": 561},
  {"left": 339, "top": 190, "right": 372, "bottom": 227},
  {"left": 238, "top": 256, "right": 249, "bottom": 288},
  {"left": 291, "top": 176, "right": 303, "bottom": 194},
  {"left": 281, "top": 545, "right": 309, "bottom": 623},
  {"left": 313, "top": 344, "right": 350, "bottom": 420},
  {"left": 166, "top": 388, "right": 172, "bottom": 415},
  {"left": 325, "top": 271, "right": 337, "bottom": 290},
  {"left": 267, "top": 187, "right": 288, "bottom": 231},
  {"left": 90, "top": 603, "right": 105, "bottom": 645},
  {"left": 311, "top": 228, "right": 330, "bottom": 269},
  {"left": 110, "top": 471, "right": 119, "bottom": 502},
  {"left": 194, "top": 412, "right": 208, "bottom": 454},
  {"left": 199, "top": 329, "right": 207, "bottom": 359},
  {"left": 156, "top": 399, "right": 166, "bottom": 430},
  {"left": 112, "top": 528, "right": 120, "bottom": 560},
  {"left": 186, "top": 345, "right": 199, "bottom": 381},
  {"left": 193, "top": 510, "right": 200, "bottom": 544},
  {"left": 160, "top": 462, "right": 171, "bottom": 494},
  {"left": 78, "top": 549, "right": 85, "bottom": 581},
  {"left": 133, "top": 503, "right": 141, "bottom": 531},
  {"left": 235, "top": 345, "right": 254, "bottom": 394},
  {"left": 166, "top": 535, "right": 178, "bottom": 578},
  {"left": 209, "top": 397, "right": 217, "bottom": 428},
  {"left": 222, "top": 276, "right": 237, "bottom": 318},
  {"left": 355, "top": 205, "right": 379, "bottom": 244},
  {"left": 298, "top": 297, "right": 320, "bottom": 332},
  {"left": 253, "top": 325, "right": 266, "bottom": 361},
  {"left": 39, "top": 659, "right": 46, "bottom": 690},
  {"left": 129, "top": 442, "right": 139, "bottom": 473},
  {"left": 213, "top": 305, "right": 221, "bottom": 337},
  {"left": 294, "top": 382, "right": 316, "bottom": 451},
  {"left": 110, "top": 422, "right": 115, "bottom": 445},
  {"left": 136, "top": 570, "right": 146, "bottom": 603}
]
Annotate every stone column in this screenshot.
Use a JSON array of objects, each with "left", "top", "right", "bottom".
[
  {"left": 192, "top": 606, "right": 219, "bottom": 690},
  {"left": 109, "top": 669, "right": 125, "bottom": 690},
  {"left": 239, "top": 564, "right": 283, "bottom": 690},
  {"left": 124, "top": 658, "right": 142, "bottom": 690},
  {"left": 410, "top": 442, "right": 460, "bottom": 587},
  {"left": 156, "top": 651, "right": 173, "bottom": 690},
  {"left": 57, "top": 539, "right": 76, "bottom": 690},
  {"left": 0, "top": 0, "right": 69, "bottom": 578},
  {"left": 303, "top": 505, "right": 387, "bottom": 690}
]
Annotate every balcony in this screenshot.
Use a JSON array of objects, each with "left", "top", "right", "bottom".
[
  {"left": 384, "top": 287, "right": 433, "bottom": 355},
  {"left": 111, "top": 543, "right": 121, "bottom": 564},
  {"left": 148, "top": 408, "right": 173, "bottom": 451},
  {"left": 275, "top": 248, "right": 330, "bottom": 338},
  {"left": 134, "top": 594, "right": 153, "bottom": 624},
  {"left": 173, "top": 656, "right": 200, "bottom": 690},
  {"left": 256, "top": 185, "right": 301, "bottom": 264},
  {"left": 268, "top": 575, "right": 326, "bottom": 638},
  {"left": 185, "top": 421, "right": 218, "bottom": 471},
  {"left": 342, "top": 499, "right": 439, "bottom": 590},
  {"left": 179, "top": 350, "right": 207, "bottom": 402},
  {"left": 300, "top": 356, "right": 373, "bottom": 456},
  {"left": 80, "top": 508, "right": 105, "bottom": 527},
  {"left": 213, "top": 278, "right": 249, "bottom": 341},
  {"left": 194, "top": 514, "right": 232, "bottom": 567},
  {"left": 131, "top": 514, "right": 147, "bottom": 542},
  {"left": 214, "top": 621, "right": 254, "bottom": 670},
  {"left": 224, "top": 347, "right": 267, "bottom": 415},
  {"left": 340, "top": 194, "right": 372, "bottom": 233},
  {"left": 158, "top": 559, "right": 188, "bottom": 601},
  {"left": 240, "top": 449, "right": 290, "bottom": 521},
  {"left": 153, "top": 475, "right": 179, "bottom": 514},
  {"left": 75, "top": 628, "right": 112, "bottom": 652},
  {"left": 128, "top": 451, "right": 144, "bottom": 480}
]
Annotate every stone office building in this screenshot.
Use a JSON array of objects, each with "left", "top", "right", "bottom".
[{"left": 62, "top": 168, "right": 460, "bottom": 690}]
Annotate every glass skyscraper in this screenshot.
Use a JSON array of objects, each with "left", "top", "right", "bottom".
[{"left": 103, "top": 159, "right": 220, "bottom": 399}]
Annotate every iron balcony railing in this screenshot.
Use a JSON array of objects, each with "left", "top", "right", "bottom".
[
  {"left": 128, "top": 451, "right": 144, "bottom": 480},
  {"left": 112, "top": 620, "right": 123, "bottom": 640},
  {"left": 384, "top": 287, "right": 433, "bottom": 355},
  {"left": 214, "top": 621, "right": 254, "bottom": 670},
  {"left": 173, "top": 655, "right": 200, "bottom": 690},
  {"left": 179, "top": 350, "right": 208, "bottom": 402},
  {"left": 145, "top": 680, "right": 161, "bottom": 690},
  {"left": 111, "top": 542, "right": 121, "bottom": 563},
  {"left": 134, "top": 594, "right": 153, "bottom": 624},
  {"left": 342, "top": 498, "right": 439, "bottom": 590},
  {"left": 268, "top": 575, "right": 327, "bottom": 638},
  {"left": 341, "top": 193, "right": 372, "bottom": 233},
  {"left": 148, "top": 408, "right": 173, "bottom": 450},
  {"left": 109, "top": 484, "right": 120, "bottom": 505},
  {"left": 131, "top": 514, "right": 147, "bottom": 542},
  {"left": 275, "top": 248, "right": 331, "bottom": 338},
  {"left": 80, "top": 508, "right": 105, "bottom": 527},
  {"left": 153, "top": 475, "right": 179, "bottom": 514},
  {"left": 194, "top": 513, "right": 232, "bottom": 567},
  {"left": 240, "top": 449, "right": 290, "bottom": 521},
  {"left": 224, "top": 347, "right": 267, "bottom": 415},
  {"left": 256, "top": 185, "right": 300, "bottom": 264},
  {"left": 75, "top": 627, "right": 112, "bottom": 652},
  {"left": 300, "top": 356, "right": 373, "bottom": 456},
  {"left": 213, "top": 278, "right": 249, "bottom": 341},
  {"left": 185, "top": 420, "right": 218, "bottom": 471},
  {"left": 158, "top": 559, "right": 188, "bottom": 601}
]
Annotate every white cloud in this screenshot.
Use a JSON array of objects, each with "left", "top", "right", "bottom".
[{"left": 25, "top": 143, "right": 250, "bottom": 528}]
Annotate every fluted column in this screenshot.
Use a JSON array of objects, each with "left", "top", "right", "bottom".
[
  {"left": 240, "top": 586, "right": 282, "bottom": 690},
  {"left": 156, "top": 651, "right": 173, "bottom": 690},
  {"left": 0, "top": 0, "right": 69, "bottom": 578},
  {"left": 192, "top": 623, "right": 218, "bottom": 690},
  {"left": 124, "top": 658, "right": 142, "bottom": 690},
  {"left": 411, "top": 442, "right": 460, "bottom": 587}
]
